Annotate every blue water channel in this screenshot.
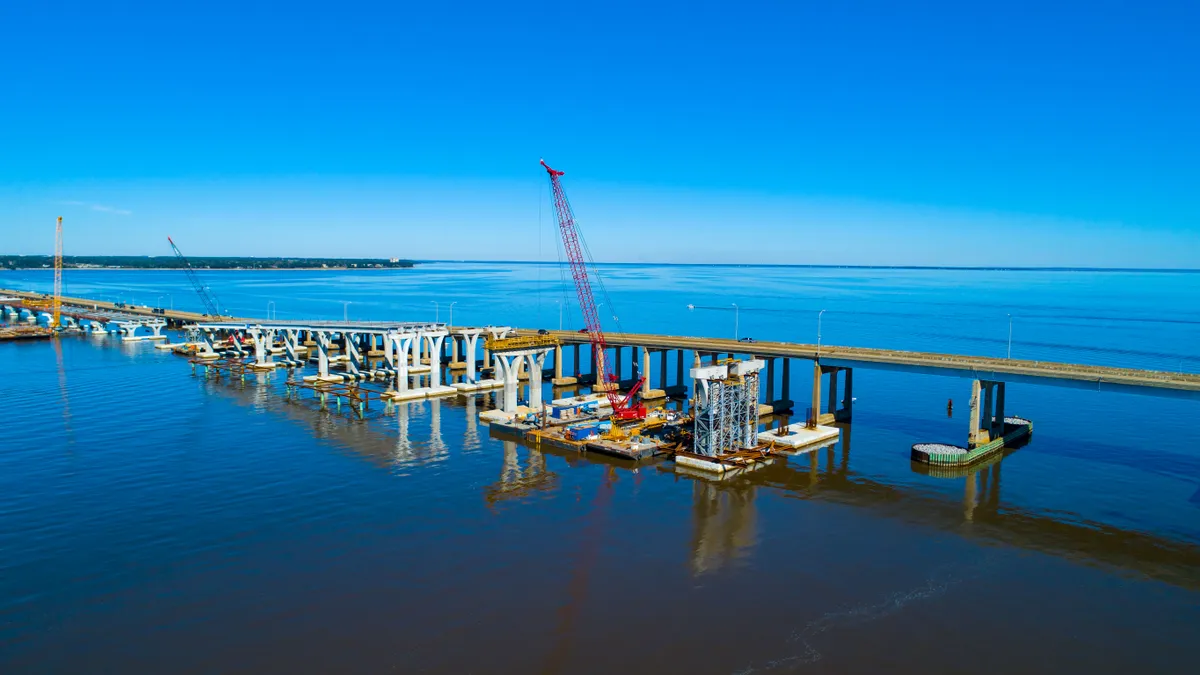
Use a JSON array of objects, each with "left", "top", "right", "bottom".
[{"left": 2, "top": 264, "right": 1198, "bottom": 673}]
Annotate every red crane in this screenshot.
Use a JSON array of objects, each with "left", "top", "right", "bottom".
[{"left": 541, "top": 159, "right": 645, "bottom": 421}]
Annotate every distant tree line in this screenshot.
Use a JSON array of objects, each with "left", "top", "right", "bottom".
[{"left": 0, "top": 255, "right": 416, "bottom": 270}]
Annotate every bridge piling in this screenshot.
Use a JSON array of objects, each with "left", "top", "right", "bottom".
[{"left": 811, "top": 363, "right": 853, "bottom": 424}]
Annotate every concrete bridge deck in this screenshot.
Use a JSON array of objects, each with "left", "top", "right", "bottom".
[
  {"left": 1, "top": 289, "right": 214, "bottom": 325},
  {"left": 517, "top": 329, "right": 1200, "bottom": 399}
]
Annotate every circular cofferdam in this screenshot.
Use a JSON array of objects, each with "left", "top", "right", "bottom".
[{"left": 911, "top": 442, "right": 969, "bottom": 463}]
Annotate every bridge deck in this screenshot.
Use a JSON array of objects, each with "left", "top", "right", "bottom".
[
  {"left": 6, "top": 288, "right": 1197, "bottom": 398},
  {"left": 520, "top": 329, "right": 1200, "bottom": 398}
]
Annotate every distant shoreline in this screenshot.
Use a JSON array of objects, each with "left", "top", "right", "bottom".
[
  {"left": 0, "top": 260, "right": 1195, "bottom": 273},
  {"left": 0, "top": 255, "right": 417, "bottom": 272},
  {"left": 0, "top": 267, "right": 412, "bottom": 272}
]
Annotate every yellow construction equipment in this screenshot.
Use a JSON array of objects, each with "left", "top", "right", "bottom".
[
  {"left": 484, "top": 334, "right": 560, "bottom": 352},
  {"left": 51, "top": 216, "right": 63, "bottom": 329}
]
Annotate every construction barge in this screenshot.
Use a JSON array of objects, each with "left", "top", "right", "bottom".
[
  {"left": 0, "top": 326, "right": 53, "bottom": 342},
  {"left": 488, "top": 405, "right": 687, "bottom": 461},
  {"left": 485, "top": 356, "right": 842, "bottom": 472}
]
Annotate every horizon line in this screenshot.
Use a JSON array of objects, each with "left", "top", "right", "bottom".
[{"left": 1, "top": 255, "right": 1197, "bottom": 273}]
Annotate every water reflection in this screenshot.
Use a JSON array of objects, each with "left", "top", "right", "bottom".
[
  {"left": 199, "top": 373, "right": 1200, "bottom": 590},
  {"left": 483, "top": 440, "right": 557, "bottom": 508},
  {"left": 734, "top": 427, "right": 1200, "bottom": 589},
  {"left": 462, "top": 395, "right": 480, "bottom": 452},
  {"left": 52, "top": 338, "right": 75, "bottom": 447},
  {"left": 688, "top": 478, "right": 759, "bottom": 576}
]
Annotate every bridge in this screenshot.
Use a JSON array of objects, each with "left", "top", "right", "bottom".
[
  {"left": 6, "top": 287, "right": 1198, "bottom": 449},
  {"left": 506, "top": 328, "right": 1200, "bottom": 449},
  {"left": 1, "top": 292, "right": 170, "bottom": 340},
  {"left": 0, "top": 289, "right": 212, "bottom": 326}
]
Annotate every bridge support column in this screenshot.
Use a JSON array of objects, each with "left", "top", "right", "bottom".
[
  {"left": 383, "top": 332, "right": 394, "bottom": 368},
  {"left": 495, "top": 353, "right": 521, "bottom": 413},
  {"left": 552, "top": 343, "right": 576, "bottom": 385},
  {"left": 425, "top": 332, "right": 448, "bottom": 388},
  {"left": 345, "top": 333, "right": 363, "bottom": 376},
  {"left": 642, "top": 346, "right": 665, "bottom": 399},
  {"left": 659, "top": 348, "right": 668, "bottom": 389},
  {"left": 410, "top": 330, "right": 423, "bottom": 365},
  {"left": 969, "top": 379, "right": 1006, "bottom": 447},
  {"left": 811, "top": 363, "right": 852, "bottom": 425},
  {"left": 969, "top": 380, "right": 987, "bottom": 446},
  {"left": 200, "top": 329, "right": 219, "bottom": 354},
  {"left": 526, "top": 350, "right": 548, "bottom": 410},
  {"left": 391, "top": 333, "right": 413, "bottom": 391},
  {"left": 284, "top": 329, "right": 300, "bottom": 365},
  {"left": 229, "top": 330, "right": 248, "bottom": 357},
  {"left": 461, "top": 331, "right": 482, "bottom": 383},
  {"left": 316, "top": 331, "right": 332, "bottom": 378},
  {"left": 841, "top": 368, "right": 853, "bottom": 421},
  {"left": 994, "top": 382, "right": 1006, "bottom": 439},
  {"left": 248, "top": 328, "right": 267, "bottom": 366},
  {"left": 572, "top": 344, "right": 581, "bottom": 378}
]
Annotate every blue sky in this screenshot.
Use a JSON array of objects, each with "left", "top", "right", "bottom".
[{"left": 2, "top": 0, "right": 1197, "bottom": 266}]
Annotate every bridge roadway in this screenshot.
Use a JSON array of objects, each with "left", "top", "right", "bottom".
[
  {"left": 8, "top": 288, "right": 1197, "bottom": 402},
  {"left": 517, "top": 328, "right": 1200, "bottom": 400},
  {"left": 1, "top": 289, "right": 215, "bottom": 325}
]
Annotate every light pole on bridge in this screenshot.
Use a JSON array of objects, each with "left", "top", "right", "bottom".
[
  {"left": 817, "top": 309, "right": 826, "bottom": 356},
  {"left": 1007, "top": 314, "right": 1013, "bottom": 359}
]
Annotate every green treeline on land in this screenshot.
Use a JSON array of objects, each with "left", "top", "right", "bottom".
[{"left": 0, "top": 255, "right": 416, "bottom": 270}]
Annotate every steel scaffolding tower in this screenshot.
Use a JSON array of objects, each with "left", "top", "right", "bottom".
[{"left": 691, "top": 359, "right": 764, "bottom": 457}]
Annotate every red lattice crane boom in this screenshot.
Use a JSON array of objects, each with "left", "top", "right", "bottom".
[{"left": 541, "top": 159, "right": 645, "bottom": 421}]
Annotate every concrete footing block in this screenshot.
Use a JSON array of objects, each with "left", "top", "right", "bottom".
[
  {"left": 759, "top": 423, "right": 840, "bottom": 452},
  {"left": 552, "top": 376, "right": 578, "bottom": 386},
  {"left": 385, "top": 389, "right": 427, "bottom": 401},
  {"left": 384, "top": 385, "right": 458, "bottom": 401},
  {"left": 452, "top": 378, "right": 501, "bottom": 391}
]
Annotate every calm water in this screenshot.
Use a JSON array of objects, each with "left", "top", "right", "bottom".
[{"left": 2, "top": 264, "right": 1199, "bottom": 673}]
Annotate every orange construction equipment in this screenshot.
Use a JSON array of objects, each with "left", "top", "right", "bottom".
[
  {"left": 541, "top": 159, "right": 646, "bottom": 421},
  {"left": 51, "top": 216, "right": 63, "bottom": 329}
]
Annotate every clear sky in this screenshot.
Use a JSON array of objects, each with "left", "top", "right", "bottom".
[{"left": 2, "top": 0, "right": 1198, "bottom": 267}]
